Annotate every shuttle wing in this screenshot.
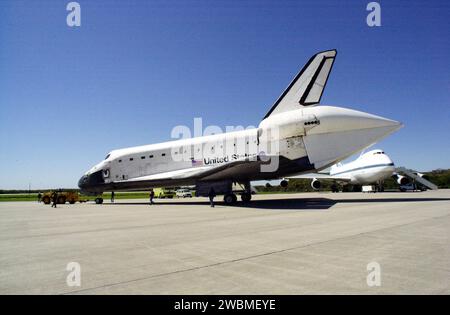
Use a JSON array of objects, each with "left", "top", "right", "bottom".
[
  {"left": 115, "top": 157, "right": 265, "bottom": 184},
  {"left": 264, "top": 49, "right": 337, "bottom": 118}
]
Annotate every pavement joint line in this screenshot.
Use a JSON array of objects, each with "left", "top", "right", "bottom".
[{"left": 63, "top": 212, "right": 450, "bottom": 294}]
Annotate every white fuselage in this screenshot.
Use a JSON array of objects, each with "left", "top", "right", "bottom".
[
  {"left": 79, "top": 106, "right": 402, "bottom": 193},
  {"left": 329, "top": 150, "right": 395, "bottom": 184}
]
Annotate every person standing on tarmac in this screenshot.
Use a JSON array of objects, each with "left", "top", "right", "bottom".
[
  {"left": 111, "top": 191, "right": 115, "bottom": 203},
  {"left": 37, "top": 192, "right": 42, "bottom": 203},
  {"left": 51, "top": 191, "right": 58, "bottom": 208},
  {"left": 208, "top": 187, "right": 216, "bottom": 208},
  {"left": 149, "top": 189, "right": 155, "bottom": 205}
]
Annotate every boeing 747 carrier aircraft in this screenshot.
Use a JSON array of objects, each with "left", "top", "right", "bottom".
[
  {"left": 290, "top": 149, "right": 438, "bottom": 192},
  {"left": 78, "top": 50, "right": 402, "bottom": 204}
]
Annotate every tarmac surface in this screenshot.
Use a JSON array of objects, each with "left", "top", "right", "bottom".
[{"left": 0, "top": 190, "right": 449, "bottom": 294}]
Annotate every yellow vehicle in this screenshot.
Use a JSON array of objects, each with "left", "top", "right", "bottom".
[
  {"left": 153, "top": 188, "right": 175, "bottom": 199},
  {"left": 41, "top": 191, "right": 85, "bottom": 204}
]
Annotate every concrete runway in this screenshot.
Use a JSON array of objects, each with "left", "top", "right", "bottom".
[{"left": 0, "top": 190, "right": 449, "bottom": 294}]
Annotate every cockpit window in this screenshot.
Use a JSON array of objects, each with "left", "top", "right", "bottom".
[{"left": 105, "top": 154, "right": 111, "bottom": 160}]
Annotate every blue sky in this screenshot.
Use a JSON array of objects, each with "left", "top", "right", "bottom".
[{"left": 0, "top": 0, "right": 449, "bottom": 189}]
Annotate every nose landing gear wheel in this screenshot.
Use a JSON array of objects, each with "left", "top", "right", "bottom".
[
  {"left": 223, "top": 193, "right": 237, "bottom": 205},
  {"left": 95, "top": 197, "right": 103, "bottom": 204},
  {"left": 241, "top": 192, "right": 252, "bottom": 202}
]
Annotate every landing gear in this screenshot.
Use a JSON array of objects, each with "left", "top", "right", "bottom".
[
  {"left": 376, "top": 181, "right": 385, "bottom": 192},
  {"left": 197, "top": 180, "right": 253, "bottom": 206},
  {"left": 223, "top": 191, "right": 251, "bottom": 204},
  {"left": 242, "top": 181, "right": 253, "bottom": 203},
  {"left": 241, "top": 192, "right": 252, "bottom": 202},
  {"left": 223, "top": 193, "right": 237, "bottom": 205},
  {"left": 95, "top": 197, "right": 103, "bottom": 204},
  {"left": 376, "top": 185, "right": 384, "bottom": 192}
]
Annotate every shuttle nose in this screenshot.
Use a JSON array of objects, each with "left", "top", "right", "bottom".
[
  {"left": 78, "top": 175, "right": 88, "bottom": 190},
  {"left": 77, "top": 170, "right": 105, "bottom": 194}
]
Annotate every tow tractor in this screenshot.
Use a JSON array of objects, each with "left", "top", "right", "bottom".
[{"left": 41, "top": 191, "right": 87, "bottom": 204}]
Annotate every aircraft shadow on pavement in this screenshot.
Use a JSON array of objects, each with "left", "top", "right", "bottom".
[
  {"left": 236, "top": 198, "right": 336, "bottom": 210},
  {"left": 105, "top": 196, "right": 450, "bottom": 210},
  {"left": 221, "top": 197, "right": 450, "bottom": 209},
  {"left": 107, "top": 198, "right": 336, "bottom": 210}
]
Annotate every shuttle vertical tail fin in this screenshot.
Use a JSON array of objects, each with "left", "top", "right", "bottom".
[{"left": 264, "top": 49, "right": 337, "bottom": 119}]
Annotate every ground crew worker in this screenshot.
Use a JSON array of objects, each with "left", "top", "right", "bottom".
[
  {"left": 149, "top": 189, "right": 155, "bottom": 205},
  {"left": 208, "top": 187, "right": 216, "bottom": 208},
  {"left": 111, "top": 191, "right": 115, "bottom": 203},
  {"left": 51, "top": 191, "right": 58, "bottom": 208},
  {"left": 37, "top": 192, "right": 42, "bottom": 203}
]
